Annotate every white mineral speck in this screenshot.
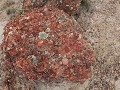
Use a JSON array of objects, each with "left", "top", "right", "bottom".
[{"left": 38, "top": 31, "right": 48, "bottom": 39}]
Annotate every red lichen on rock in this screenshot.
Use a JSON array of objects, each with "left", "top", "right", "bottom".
[
  {"left": 1, "top": 7, "right": 94, "bottom": 82},
  {"left": 23, "top": 0, "right": 81, "bottom": 15}
]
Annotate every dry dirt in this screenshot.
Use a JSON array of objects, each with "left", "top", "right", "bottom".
[{"left": 0, "top": 0, "right": 120, "bottom": 90}]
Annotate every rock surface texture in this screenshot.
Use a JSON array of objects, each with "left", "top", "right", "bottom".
[
  {"left": 0, "top": 0, "right": 120, "bottom": 90},
  {"left": 23, "top": 0, "right": 81, "bottom": 15},
  {"left": 1, "top": 7, "right": 94, "bottom": 84}
]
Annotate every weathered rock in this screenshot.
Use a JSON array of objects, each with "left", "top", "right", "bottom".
[
  {"left": 23, "top": 0, "right": 81, "bottom": 15},
  {"left": 1, "top": 7, "right": 94, "bottom": 83}
]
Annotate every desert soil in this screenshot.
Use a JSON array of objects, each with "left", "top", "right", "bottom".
[{"left": 0, "top": 0, "right": 120, "bottom": 90}]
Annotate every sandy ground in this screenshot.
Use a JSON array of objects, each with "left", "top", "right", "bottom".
[{"left": 0, "top": 0, "right": 120, "bottom": 90}]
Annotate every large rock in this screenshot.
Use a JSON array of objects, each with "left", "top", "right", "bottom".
[{"left": 1, "top": 7, "right": 94, "bottom": 84}]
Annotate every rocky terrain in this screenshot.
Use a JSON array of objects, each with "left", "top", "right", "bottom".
[{"left": 0, "top": 0, "right": 120, "bottom": 90}]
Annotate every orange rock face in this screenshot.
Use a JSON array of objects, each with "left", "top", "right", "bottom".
[{"left": 1, "top": 7, "right": 94, "bottom": 82}]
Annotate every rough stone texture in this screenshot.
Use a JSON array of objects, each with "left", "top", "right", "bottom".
[
  {"left": 0, "top": 0, "right": 120, "bottom": 90},
  {"left": 78, "top": 0, "right": 120, "bottom": 89},
  {"left": 1, "top": 7, "right": 94, "bottom": 85},
  {"left": 23, "top": 0, "right": 81, "bottom": 15}
]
